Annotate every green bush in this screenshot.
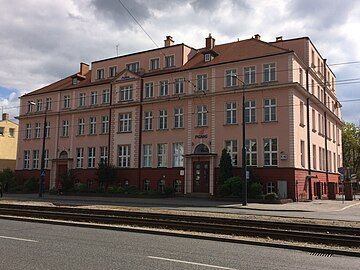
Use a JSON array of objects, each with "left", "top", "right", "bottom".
[
  {"left": 0, "top": 168, "right": 18, "bottom": 192},
  {"left": 164, "top": 187, "right": 175, "bottom": 196},
  {"left": 264, "top": 192, "right": 279, "bottom": 201},
  {"left": 248, "top": 182, "right": 263, "bottom": 199},
  {"left": 220, "top": 176, "right": 242, "bottom": 196},
  {"left": 123, "top": 186, "right": 139, "bottom": 195},
  {"left": 23, "top": 178, "right": 39, "bottom": 193}
]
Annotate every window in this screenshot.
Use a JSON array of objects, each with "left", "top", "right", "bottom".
[
  {"left": 120, "top": 86, "right": 133, "bottom": 101},
  {"left": 225, "top": 140, "right": 238, "bottom": 166},
  {"left": 144, "top": 111, "right": 153, "bottom": 131},
  {"left": 197, "top": 105, "right": 208, "bottom": 126},
  {"left": 264, "top": 99, "right": 276, "bottom": 122},
  {"left": 264, "top": 138, "right": 278, "bottom": 166},
  {"left": 79, "top": 93, "right": 86, "bottom": 107},
  {"left": 300, "top": 101, "right": 304, "bottom": 126},
  {"left": 78, "top": 118, "right": 85, "bottom": 135},
  {"left": 101, "top": 116, "right": 109, "bottom": 134},
  {"left": 44, "top": 149, "right": 49, "bottom": 168},
  {"left": 97, "top": 69, "right": 105, "bottom": 79},
  {"left": 24, "top": 150, "right": 30, "bottom": 169},
  {"left": 174, "top": 108, "right": 184, "bottom": 128},
  {"left": 89, "top": 117, "right": 96, "bottom": 135},
  {"left": 119, "top": 113, "right": 132, "bottom": 132},
  {"left": 173, "top": 143, "right": 184, "bottom": 167},
  {"left": 35, "top": 123, "right": 41, "bottom": 139},
  {"left": 300, "top": 140, "right": 305, "bottom": 167},
  {"left": 318, "top": 114, "right": 322, "bottom": 134},
  {"left": 76, "top": 148, "right": 84, "bottom": 168},
  {"left": 244, "top": 66, "right": 256, "bottom": 85},
  {"left": 27, "top": 101, "right": 34, "bottom": 113},
  {"left": 333, "top": 153, "right": 336, "bottom": 173},
  {"left": 62, "top": 120, "right": 69, "bottom": 137},
  {"left": 311, "top": 79, "right": 315, "bottom": 94},
  {"left": 174, "top": 78, "right": 184, "bottom": 94},
  {"left": 313, "top": 144, "right": 317, "bottom": 170},
  {"left": 102, "top": 89, "right": 110, "bottom": 104},
  {"left": 204, "top": 53, "right": 211, "bottom": 62},
  {"left": 0, "top": 127, "right": 4, "bottom": 136},
  {"left": 72, "top": 77, "right": 77, "bottom": 85},
  {"left": 226, "top": 102, "right": 237, "bottom": 124},
  {"left": 319, "top": 147, "right": 323, "bottom": 171},
  {"left": 109, "top": 66, "right": 117, "bottom": 77},
  {"left": 312, "top": 109, "right": 316, "bottom": 131},
  {"left": 197, "top": 74, "right": 208, "bottom": 91},
  {"left": 45, "top": 97, "right": 52, "bottom": 110},
  {"left": 225, "top": 69, "right": 237, "bottom": 87},
  {"left": 165, "top": 55, "right": 175, "bottom": 68},
  {"left": 36, "top": 99, "right": 43, "bottom": 111},
  {"left": 100, "top": 146, "right": 108, "bottom": 164},
  {"left": 150, "top": 58, "right": 160, "bottom": 70},
  {"left": 33, "top": 150, "right": 39, "bottom": 169},
  {"left": 90, "top": 91, "right": 98, "bottom": 105},
  {"left": 157, "top": 143, "right": 167, "bottom": 167},
  {"left": 63, "top": 95, "right": 70, "bottom": 109},
  {"left": 263, "top": 63, "right": 276, "bottom": 82},
  {"left": 246, "top": 139, "right": 257, "bottom": 166},
  {"left": 144, "top": 82, "right": 154, "bottom": 98},
  {"left": 26, "top": 124, "right": 31, "bottom": 139},
  {"left": 88, "top": 147, "right": 96, "bottom": 168},
  {"left": 143, "top": 144, "right": 152, "bottom": 167},
  {"left": 118, "top": 145, "right": 130, "bottom": 167},
  {"left": 245, "top": 100, "right": 256, "bottom": 123},
  {"left": 160, "top": 80, "right": 169, "bottom": 96},
  {"left": 126, "top": 62, "right": 139, "bottom": 72},
  {"left": 9, "top": 128, "right": 15, "bottom": 137},
  {"left": 159, "top": 110, "right": 168, "bottom": 130},
  {"left": 266, "top": 182, "right": 276, "bottom": 194},
  {"left": 299, "top": 69, "right": 303, "bottom": 86}
]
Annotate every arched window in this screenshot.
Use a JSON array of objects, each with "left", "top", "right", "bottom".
[
  {"left": 59, "top": 151, "right": 68, "bottom": 159},
  {"left": 194, "top": 144, "right": 210, "bottom": 154}
]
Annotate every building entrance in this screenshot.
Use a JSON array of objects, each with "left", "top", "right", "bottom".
[{"left": 192, "top": 161, "right": 209, "bottom": 193}]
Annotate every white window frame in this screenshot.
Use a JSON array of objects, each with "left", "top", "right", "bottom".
[
  {"left": 109, "top": 66, "right": 117, "bottom": 77},
  {"left": 197, "top": 74, "right": 208, "bottom": 91},
  {"left": 126, "top": 62, "right": 139, "bottom": 73},
  {"left": 78, "top": 118, "right": 85, "bottom": 135},
  {"left": 45, "top": 97, "right": 52, "bottom": 110},
  {"left": 225, "top": 69, "right": 237, "bottom": 87},
  {"left": 63, "top": 95, "right": 70, "bottom": 109},
  {"left": 157, "top": 143, "right": 167, "bottom": 167},
  {"left": 76, "top": 148, "right": 84, "bottom": 168},
  {"left": 174, "top": 108, "right": 184, "bottom": 128},
  {"left": 144, "top": 82, "right": 154, "bottom": 98},
  {"left": 35, "top": 123, "right": 41, "bottom": 139},
  {"left": 144, "top": 111, "right": 153, "bottom": 131},
  {"left": 226, "top": 102, "right": 237, "bottom": 124},
  {"left": 264, "top": 138, "right": 278, "bottom": 166},
  {"left": 97, "top": 69, "right": 104, "bottom": 80},
  {"left": 26, "top": 123, "right": 31, "bottom": 139},
  {"left": 164, "top": 55, "right": 175, "bottom": 68},
  {"left": 266, "top": 182, "right": 276, "bottom": 194},
  {"left": 150, "top": 58, "right": 160, "bottom": 70},
  {"left": 160, "top": 80, "right": 169, "bottom": 96},
  {"left": 225, "top": 140, "right": 238, "bottom": 166},
  {"left": 300, "top": 140, "right": 305, "bottom": 167},
  {"left": 88, "top": 147, "right": 96, "bottom": 168},
  {"left": 118, "top": 145, "right": 130, "bottom": 167},
  {"left": 119, "top": 113, "right": 132, "bottom": 133},
  {"left": 36, "top": 99, "right": 43, "bottom": 112},
  {"left": 174, "top": 78, "right": 184, "bottom": 94},
  {"left": 89, "top": 117, "right": 96, "bottom": 135},
  {"left": 197, "top": 105, "right": 208, "bottom": 127},
  {"left": 62, "top": 120, "right": 69, "bottom": 137},
  {"left": 245, "top": 100, "right": 256, "bottom": 123},
  {"left": 90, "top": 91, "right": 98, "bottom": 105},
  {"left": 44, "top": 149, "right": 49, "bottom": 168},
  {"left": 45, "top": 122, "right": 51, "bottom": 138},
  {"left": 173, "top": 143, "right": 184, "bottom": 167},
  {"left": 264, "top": 98, "right": 277, "bottom": 122},
  {"left": 33, "top": 150, "right": 39, "bottom": 169},
  {"left": 24, "top": 150, "right": 30, "bottom": 169},
  {"left": 244, "top": 66, "right": 256, "bottom": 85},
  {"left": 245, "top": 139, "right": 257, "bottom": 166},
  {"left": 143, "top": 144, "right": 152, "bottom": 167},
  {"left": 102, "top": 89, "right": 110, "bottom": 104},
  {"left": 120, "top": 86, "right": 133, "bottom": 101},
  {"left": 100, "top": 146, "right": 108, "bottom": 164},
  {"left": 312, "top": 144, "right": 317, "bottom": 170},
  {"left": 159, "top": 110, "right": 168, "bottom": 130},
  {"left": 263, "top": 63, "right": 276, "bottom": 82},
  {"left": 101, "top": 115, "right": 109, "bottom": 134},
  {"left": 79, "top": 93, "right": 86, "bottom": 107}
]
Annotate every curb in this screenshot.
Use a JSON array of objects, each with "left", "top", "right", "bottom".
[{"left": 0, "top": 215, "right": 358, "bottom": 258}]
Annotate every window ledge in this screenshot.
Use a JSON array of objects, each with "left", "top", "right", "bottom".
[
  {"left": 156, "top": 128, "right": 169, "bottom": 131},
  {"left": 223, "top": 123, "right": 238, "bottom": 126},
  {"left": 173, "top": 127, "right": 185, "bottom": 130},
  {"left": 88, "top": 134, "right": 97, "bottom": 136},
  {"left": 143, "top": 129, "right": 153, "bottom": 132},
  {"left": 261, "top": 80, "right": 278, "bottom": 84},
  {"left": 194, "top": 125, "right": 208, "bottom": 128},
  {"left": 246, "top": 121, "right": 258, "bottom": 125},
  {"left": 76, "top": 134, "right": 85, "bottom": 137},
  {"left": 60, "top": 136, "right": 69, "bottom": 138},
  {"left": 261, "top": 120, "right": 278, "bottom": 124},
  {"left": 117, "top": 131, "right": 132, "bottom": 134},
  {"left": 100, "top": 132, "right": 109, "bottom": 135}
]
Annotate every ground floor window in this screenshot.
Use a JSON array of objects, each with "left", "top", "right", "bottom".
[
  {"left": 266, "top": 182, "right": 276, "bottom": 194},
  {"left": 118, "top": 145, "right": 130, "bottom": 167}
]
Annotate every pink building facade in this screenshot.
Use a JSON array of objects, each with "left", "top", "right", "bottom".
[{"left": 16, "top": 35, "right": 343, "bottom": 200}]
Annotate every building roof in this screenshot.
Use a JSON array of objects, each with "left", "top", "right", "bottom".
[{"left": 22, "top": 37, "right": 291, "bottom": 97}]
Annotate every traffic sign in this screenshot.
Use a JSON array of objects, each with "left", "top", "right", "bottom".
[{"left": 40, "top": 170, "right": 46, "bottom": 177}]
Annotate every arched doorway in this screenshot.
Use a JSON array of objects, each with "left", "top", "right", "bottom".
[{"left": 194, "top": 143, "right": 210, "bottom": 154}]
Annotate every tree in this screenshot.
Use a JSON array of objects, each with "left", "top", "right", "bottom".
[
  {"left": 219, "top": 148, "right": 233, "bottom": 186},
  {"left": 96, "top": 161, "right": 117, "bottom": 191},
  {"left": 342, "top": 122, "right": 360, "bottom": 178}
]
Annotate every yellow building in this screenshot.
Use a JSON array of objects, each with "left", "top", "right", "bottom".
[{"left": 0, "top": 113, "right": 18, "bottom": 170}]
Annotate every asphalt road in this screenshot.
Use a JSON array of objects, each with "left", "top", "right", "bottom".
[{"left": 0, "top": 219, "right": 358, "bottom": 270}]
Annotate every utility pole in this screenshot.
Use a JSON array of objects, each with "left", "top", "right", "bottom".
[{"left": 39, "top": 103, "right": 48, "bottom": 198}]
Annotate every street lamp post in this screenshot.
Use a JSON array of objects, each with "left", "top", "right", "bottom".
[
  {"left": 232, "top": 75, "right": 247, "bottom": 206},
  {"left": 39, "top": 103, "right": 48, "bottom": 198}
]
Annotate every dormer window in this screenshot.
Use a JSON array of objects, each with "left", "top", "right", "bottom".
[
  {"left": 126, "top": 62, "right": 139, "bottom": 73},
  {"left": 165, "top": 55, "right": 175, "bottom": 68},
  {"left": 72, "top": 77, "right": 78, "bottom": 85},
  {"left": 204, "top": 53, "right": 211, "bottom": 62}
]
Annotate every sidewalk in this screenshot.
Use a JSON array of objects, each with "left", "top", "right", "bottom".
[{"left": 1, "top": 193, "right": 359, "bottom": 221}]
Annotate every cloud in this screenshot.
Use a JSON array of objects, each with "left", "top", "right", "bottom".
[{"left": 0, "top": 0, "right": 359, "bottom": 123}]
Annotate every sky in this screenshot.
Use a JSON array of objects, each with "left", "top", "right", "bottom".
[{"left": 0, "top": 0, "right": 359, "bottom": 123}]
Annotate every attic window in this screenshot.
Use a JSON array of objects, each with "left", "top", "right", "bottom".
[
  {"left": 72, "top": 77, "right": 78, "bottom": 85},
  {"left": 204, "top": 53, "right": 212, "bottom": 62}
]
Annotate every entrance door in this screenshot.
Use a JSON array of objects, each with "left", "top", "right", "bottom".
[
  {"left": 193, "top": 161, "right": 209, "bottom": 193},
  {"left": 277, "top": 180, "right": 287, "bottom": 199},
  {"left": 56, "top": 163, "right": 68, "bottom": 187}
]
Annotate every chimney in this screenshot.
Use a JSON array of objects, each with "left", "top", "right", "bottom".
[
  {"left": 276, "top": 36, "right": 283, "bottom": 42},
  {"left": 205, "top": 33, "right": 215, "bottom": 50},
  {"left": 79, "top": 62, "right": 89, "bottom": 76},
  {"left": 2, "top": 113, "right": 9, "bottom": 121},
  {"left": 254, "top": 34, "right": 261, "bottom": 40},
  {"left": 164, "top": 36, "right": 174, "bottom": 47}
]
